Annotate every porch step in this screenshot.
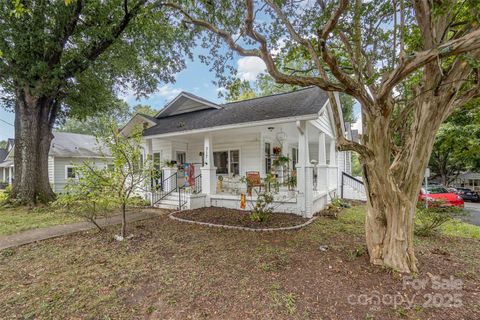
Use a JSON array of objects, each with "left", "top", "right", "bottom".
[{"left": 153, "top": 201, "right": 179, "bottom": 210}]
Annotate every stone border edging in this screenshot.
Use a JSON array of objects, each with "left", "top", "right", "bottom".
[{"left": 168, "top": 211, "right": 317, "bottom": 232}]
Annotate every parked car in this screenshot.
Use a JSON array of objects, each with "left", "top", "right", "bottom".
[
  {"left": 418, "top": 186, "right": 464, "bottom": 208},
  {"left": 454, "top": 187, "right": 480, "bottom": 202}
]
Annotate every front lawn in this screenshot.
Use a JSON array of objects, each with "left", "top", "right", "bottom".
[
  {"left": 1, "top": 204, "right": 479, "bottom": 319},
  {"left": 0, "top": 206, "right": 81, "bottom": 236}
]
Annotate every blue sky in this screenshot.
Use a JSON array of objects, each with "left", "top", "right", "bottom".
[
  {"left": 0, "top": 45, "right": 362, "bottom": 141},
  {"left": 0, "top": 47, "right": 270, "bottom": 141}
]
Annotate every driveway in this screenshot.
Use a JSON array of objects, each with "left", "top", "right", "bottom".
[{"left": 462, "top": 202, "right": 480, "bottom": 226}]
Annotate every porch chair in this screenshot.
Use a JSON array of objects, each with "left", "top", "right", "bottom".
[{"left": 246, "top": 171, "right": 264, "bottom": 194}]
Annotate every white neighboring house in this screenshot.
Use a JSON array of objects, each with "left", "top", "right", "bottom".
[
  {"left": 122, "top": 87, "right": 354, "bottom": 218},
  {"left": 0, "top": 132, "right": 110, "bottom": 193}
]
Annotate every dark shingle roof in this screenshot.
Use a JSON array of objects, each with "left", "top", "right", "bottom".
[
  {"left": 143, "top": 87, "right": 328, "bottom": 136},
  {"left": 0, "top": 148, "right": 7, "bottom": 162}
]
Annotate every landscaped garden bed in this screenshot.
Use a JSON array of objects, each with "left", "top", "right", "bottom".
[
  {"left": 1, "top": 204, "right": 479, "bottom": 319},
  {"left": 173, "top": 207, "right": 309, "bottom": 229}
]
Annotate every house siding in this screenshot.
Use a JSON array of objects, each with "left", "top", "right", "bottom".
[{"left": 52, "top": 157, "right": 108, "bottom": 193}]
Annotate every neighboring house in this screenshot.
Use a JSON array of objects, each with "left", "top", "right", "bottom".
[
  {"left": 0, "top": 132, "right": 110, "bottom": 192},
  {"left": 123, "top": 86, "right": 354, "bottom": 218},
  {"left": 452, "top": 172, "right": 480, "bottom": 191},
  {"left": 0, "top": 139, "right": 14, "bottom": 187}
]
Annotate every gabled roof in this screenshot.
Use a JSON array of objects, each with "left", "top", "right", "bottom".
[
  {"left": 0, "top": 148, "right": 7, "bottom": 163},
  {"left": 143, "top": 87, "right": 329, "bottom": 137},
  {"left": 5, "top": 132, "right": 110, "bottom": 159},
  {"left": 50, "top": 132, "right": 110, "bottom": 157},
  {"left": 155, "top": 92, "right": 221, "bottom": 118}
]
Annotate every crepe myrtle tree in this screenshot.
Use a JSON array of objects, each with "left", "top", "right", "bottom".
[
  {"left": 0, "top": 0, "right": 192, "bottom": 205},
  {"left": 166, "top": 0, "right": 480, "bottom": 272}
]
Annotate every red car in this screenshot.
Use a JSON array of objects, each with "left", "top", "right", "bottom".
[{"left": 418, "top": 186, "right": 464, "bottom": 208}]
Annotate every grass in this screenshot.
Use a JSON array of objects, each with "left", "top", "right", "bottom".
[
  {"left": 0, "top": 206, "right": 81, "bottom": 236},
  {"left": 0, "top": 204, "right": 479, "bottom": 319},
  {"left": 440, "top": 218, "right": 480, "bottom": 239}
]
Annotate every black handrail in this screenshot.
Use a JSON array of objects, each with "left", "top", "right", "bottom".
[
  {"left": 152, "top": 172, "right": 178, "bottom": 204},
  {"left": 341, "top": 172, "right": 365, "bottom": 199},
  {"left": 178, "top": 174, "right": 202, "bottom": 210}
]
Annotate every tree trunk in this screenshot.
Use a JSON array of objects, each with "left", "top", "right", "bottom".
[
  {"left": 363, "top": 165, "right": 418, "bottom": 273},
  {"left": 11, "top": 87, "right": 57, "bottom": 206},
  {"left": 121, "top": 203, "right": 127, "bottom": 238}
]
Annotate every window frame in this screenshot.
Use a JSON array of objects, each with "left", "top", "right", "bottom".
[
  {"left": 65, "top": 165, "right": 77, "bottom": 179},
  {"left": 264, "top": 142, "right": 272, "bottom": 174},
  {"left": 213, "top": 148, "right": 241, "bottom": 176}
]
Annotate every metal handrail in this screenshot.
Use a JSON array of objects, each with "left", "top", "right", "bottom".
[
  {"left": 152, "top": 172, "right": 178, "bottom": 204},
  {"left": 178, "top": 174, "right": 202, "bottom": 210},
  {"left": 341, "top": 172, "right": 365, "bottom": 199}
]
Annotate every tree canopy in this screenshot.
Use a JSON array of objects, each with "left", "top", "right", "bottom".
[
  {"left": 0, "top": 0, "right": 191, "bottom": 120},
  {"left": 1, "top": 0, "right": 194, "bottom": 205},
  {"left": 429, "top": 99, "right": 480, "bottom": 185},
  {"left": 56, "top": 101, "right": 159, "bottom": 136}
]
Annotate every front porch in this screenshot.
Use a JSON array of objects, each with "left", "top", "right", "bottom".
[{"left": 144, "top": 119, "right": 341, "bottom": 218}]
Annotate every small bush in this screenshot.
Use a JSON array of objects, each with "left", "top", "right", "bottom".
[
  {"left": 331, "top": 197, "right": 351, "bottom": 209},
  {"left": 415, "top": 204, "right": 466, "bottom": 236},
  {"left": 250, "top": 192, "right": 274, "bottom": 222}
]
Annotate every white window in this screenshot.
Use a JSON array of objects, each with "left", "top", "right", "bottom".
[
  {"left": 265, "top": 142, "right": 271, "bottom": 173},
  {"left": 213, "top": 149, "right": 240, "bottom": 176},
  {"left": 292, "top": 147, "right": 298, "bottom": 168},
  {"left": 65, "top": 166, "right": 76, "bottom": 179},
  {"left": 176, "top": 151, "right": 186, "bottom": 165}
]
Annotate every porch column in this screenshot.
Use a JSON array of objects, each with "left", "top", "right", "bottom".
[
  {"left": 329, "top": 140, "right": 336, "bottom": 165},
  {"left": 295, "top": 120, "right": 312, "bottom": 217},
  {"left": 145, "top": 138, "right": 154, "bottom": 203},
  {"left": 329, "top": 140, "right": 337, "bottom": 191},
  {"left": 280, "top": 139, "right": 289, "bottom": 183},
  {"left": 146, "top": 138, "right": 153, "bottom": 160},
  {"left": 8, "top": 166, "right": 12, "bottom": 184},
  {"left": 201, "top": 134, "right": 216, "bottom": 196},
  {"left": 317, "top": 132, "right": 328, "bottom": 192}
]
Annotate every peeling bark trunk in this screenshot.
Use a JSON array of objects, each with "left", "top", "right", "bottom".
[
  {"left": 363, "top": 165, "right": 418, "bottom": 273},
  {"left": 359, "top": 99, "right": 447, "bottom": 273},
  {"left": 11, "top": 88, "right": 57, "bottom": 206}
]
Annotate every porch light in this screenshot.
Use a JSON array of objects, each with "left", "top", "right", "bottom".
[
  {"left": 268, "top": 126, "right": 275, "bottom": 132},
  {"left": 276, "top": 130, "right": 287, "bottom": 143}
]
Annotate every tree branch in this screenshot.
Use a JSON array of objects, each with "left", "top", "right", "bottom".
[
  {"left": 62, "top": 0, "right": 148, "bottom": 79},
  {"left": 377, "top": 28, "right": 480, "bottom": 104},
  {"left": 164, "top": 1, "right": 346, "bottom": 91}
]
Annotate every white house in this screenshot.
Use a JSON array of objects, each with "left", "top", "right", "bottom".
[
  {"left": 0, "top": 132, "right": 110, "bottom": 192},
  {"left": 123, "top": 87, "right": 353, "bottom": 218}
]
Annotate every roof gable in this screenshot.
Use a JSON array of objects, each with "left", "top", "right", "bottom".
[
  {"left": 155, "top": 92, "right": 221, "bottom": 118},
  {"left": 5, "top": 132, "right": 110, "bottom": 159},
  {"left": 143, "top": 87, "right": 329, "bottom": 137}
]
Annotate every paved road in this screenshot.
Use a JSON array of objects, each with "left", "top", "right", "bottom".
[{"left": 462, "top": 202, "right": 480, "bottom": 226}]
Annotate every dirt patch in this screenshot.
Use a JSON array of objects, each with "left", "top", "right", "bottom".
[
  {"left": 174, "top": 207, "right": 309, "bottom": 228},
  {"left": 0, "top": 205, "right": 479, "bottom": 319}
]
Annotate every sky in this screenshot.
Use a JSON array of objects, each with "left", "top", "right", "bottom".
[
  {"left": 0, "top": 45, "right": 362, "bottom": 141},
  {"left": 0, "top": 49, "right": 269, "bottom": 142}
]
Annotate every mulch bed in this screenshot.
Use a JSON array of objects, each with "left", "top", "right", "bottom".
[{"left": 174, "top": 207, "right": 309, "bottom": 228}]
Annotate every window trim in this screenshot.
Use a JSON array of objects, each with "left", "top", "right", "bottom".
[
  {"left": 213, "top": 148, "right": 241, "bottom": 176},
  {"left": 65, "top": 165, "right": 77, "bottom": 179}
]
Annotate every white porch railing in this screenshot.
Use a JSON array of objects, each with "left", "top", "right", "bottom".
[{"left": 328, "top": 166, "right": 338, "bottom": 190}]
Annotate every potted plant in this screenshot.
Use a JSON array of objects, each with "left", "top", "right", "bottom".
[
  {"left": 273, "top": 146, "right": 282, "bottom": 155},
  {"left": 286, "top": 174, "right": 297, "bottom": 197}
]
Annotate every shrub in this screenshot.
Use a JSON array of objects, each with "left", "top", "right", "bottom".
[
  {"left": 415, "top": 204, "right": 466, "bottom": 236},
  {"left": 53, "top": 164, "right": 117, "bottom": 231},
  {"left": 250, "top": 192, "right": 274, "bottom": 222}
]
